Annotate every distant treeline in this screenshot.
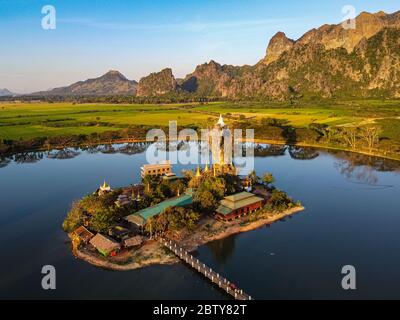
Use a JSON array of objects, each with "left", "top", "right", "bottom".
[
  {"left": 0, "top": 93, "right": 226, "bottom": 104},
  {"left": 0, "top": 126, "right": 151, "bottom": 155},
  {"left": 2, "top": 117, "right": 400, "bottom": 161}
]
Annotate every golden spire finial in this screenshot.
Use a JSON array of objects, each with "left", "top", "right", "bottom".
[
  {"left": 219, "top": 149, "right": 225, "bottom": 166},
  {"left": 196, "top": 166, "right": 201, "bottom": 177}
]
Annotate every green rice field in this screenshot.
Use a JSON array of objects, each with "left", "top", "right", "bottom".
[{"left": 1, "top": 100, "right": 400, "bottom": 141}]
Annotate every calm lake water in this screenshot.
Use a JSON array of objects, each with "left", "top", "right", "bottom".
[{"left": 0, "top": 143, "right": 399, "bottom": 300}]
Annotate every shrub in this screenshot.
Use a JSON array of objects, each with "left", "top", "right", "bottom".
[{"left": 268, "top": 189, "right": 293, "bottom": 211}]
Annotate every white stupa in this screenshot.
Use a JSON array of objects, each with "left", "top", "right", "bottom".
[{"left": 217, "top": 114, "right": 226, "bottom": 127}]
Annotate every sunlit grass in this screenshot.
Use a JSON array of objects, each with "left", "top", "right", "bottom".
[{"left": 0, "top": 100, "right": 399, "bottom": 140}]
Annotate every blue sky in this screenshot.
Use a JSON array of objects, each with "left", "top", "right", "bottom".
[{"left": 0, "top": 0, "right": 399, "bottom": 93}]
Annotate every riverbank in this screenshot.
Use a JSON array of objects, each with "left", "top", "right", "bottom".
[
  {"left": 2, "top": 135, "right": 399, "bottom": 163},
  {"left": 251, "top": 138, "right": 400, "bottom": 162},
  {"left": 73, "top": 205, "right": 305, "bottom": 271}
]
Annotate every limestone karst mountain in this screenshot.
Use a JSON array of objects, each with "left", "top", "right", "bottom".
[
  {"left": 30, "top": 10, "right": 400, "bottom": 100},
  {"left": 33, "top": 70, "right": 137, "bottom": 96},
  {"left": 136, "top": 68, "right": 177, "bottom": 97}
]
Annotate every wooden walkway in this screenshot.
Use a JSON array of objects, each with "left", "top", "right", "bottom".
[{"left": 161, "top": 238, "right": 253, "bottom": 300}]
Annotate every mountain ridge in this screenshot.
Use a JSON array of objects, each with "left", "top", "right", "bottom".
[
  {"left": 0, "top": 88, "right": 15, "bottom": 97},
  {"left": 32, "top": 70, "right": 138, "bottom": 96},
  {"left": 28, "top": 10, "right": 400, "bottom": 100}
]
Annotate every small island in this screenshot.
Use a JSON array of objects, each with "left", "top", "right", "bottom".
[{"left": 63, "top": 116, "right": 304, "bottom": 271}]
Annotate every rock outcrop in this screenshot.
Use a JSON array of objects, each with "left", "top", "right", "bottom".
[
  {"left": 136, "top": 68, "right": 177, "bottom": 97},
  {"left": 263, "top": 32, "right": 295, "bottom": 65},
  {"left": 29, "top": 10, "right": 400, "bottom": 100}
]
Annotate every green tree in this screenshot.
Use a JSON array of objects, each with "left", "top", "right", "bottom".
[
  {"left": 262, "top": 173, "right": 275, "bottom": 187},
  {"left": 62, "top": 201, "right": 83, "bottom": 232},
  {"left": 248, "top": 170, "right": 260, "bottom": 185},
  {"left": 194, "top": 189, "right": 217, "bottom": 212},
  {"left": 89, "top": 209, "right": 116, "bottom": 233},
  {"left": 221, "top": 174, "right": 242, "bottom": 194},
  {"left": 157, "top": 180, "right": 172, "bottom": 198},
  {"left": 171, "top": 180, "right": 185, "bottom": 195},
  {"left": 269, "top": 189, "right": 293, "bottom": 211}
]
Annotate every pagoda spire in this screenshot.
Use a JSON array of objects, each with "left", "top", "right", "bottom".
[
  {"left": 217, "top": 114, "right": 225, "bottom": 127},
  {"left": 195, "top": 166, "right": 201, "bottom": 178}
]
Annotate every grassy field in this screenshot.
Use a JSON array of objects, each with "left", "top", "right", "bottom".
[{"left": 1, "top": 100, "right": 400, "bottom": 141}]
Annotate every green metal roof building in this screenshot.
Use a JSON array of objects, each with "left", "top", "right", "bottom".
[{"left": 125, "top": 191, "right": 193, "bottom": 227}]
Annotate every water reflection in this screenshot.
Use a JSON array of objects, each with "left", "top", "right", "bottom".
[
  {"left": 100, "top": 144, "right": 116, "bottom": 154},
  {"left": 13, "top": 152, "right": 44, "bottom": 164},
  {"left": 117, "top": 143, "right": 149, "bottom": 155},
  {"left": 47, "top": 149, "right": 80, "bottom": 160},
  {"left": 335, "top": 160, "right": 379, "bottom": 185},
  {"left": 205, "top": 236, "right": 236, "bottom": 266},
  {"left": 1, "top": 143, "right": 400, "bottom": 176},
  {"left": 333, "top": 152, "right": 400, "bottom": 186},
  {"left": 288, "top": 146, "right": 319, "bottom": 160},
  {"left": 330, "top": 151, "right": 400, "bottom": 172},
  {"left": 156, "top": 141, "right": 191, "bottom": 152},
  {"left": 82, "top": 145, "right": 104, "bottom": 154},
  {"left": 0, "top": 157, "right": 11, "bottom": 168},
  {"left": 254, "top": 144, "right": 287, "bottom": 157}
]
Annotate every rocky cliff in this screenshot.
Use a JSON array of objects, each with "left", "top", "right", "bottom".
[
  {"left": 136, "top": 68, "right": 178, "bottom": 97},
  {"left": 29, "top": 10, "right": 400, "bottom": 100},
  {"left": 181, "top": 10, "right": 400, "bottom": 100}
]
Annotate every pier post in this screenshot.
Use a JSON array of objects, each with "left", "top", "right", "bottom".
[{"left": 161, "top": 242, "right": 252, "bottom": 301}]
